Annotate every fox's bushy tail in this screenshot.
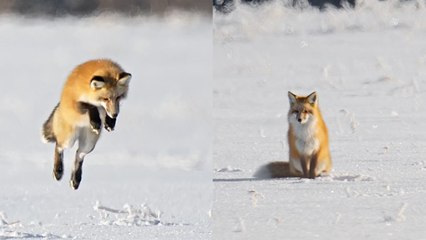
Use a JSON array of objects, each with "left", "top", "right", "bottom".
[
  {"left": 42, "top": 103, "right": 59, "bottom": 143},
  {"left": 253, "top": 161, "right": 294, "bottom": 179}
]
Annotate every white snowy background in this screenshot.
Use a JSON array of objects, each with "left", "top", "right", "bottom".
[
  {"left": 214, "top": 1, "right": 426, "bottom": 239},
  {"left": 0, "top": 13, "right": 211, "bottom": 239}
]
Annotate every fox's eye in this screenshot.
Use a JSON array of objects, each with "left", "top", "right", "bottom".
[
  {"left": 292, "top": 110, "right": 299, "bottom": 114},
  {"left": 102, "top": 98, "right": 109, "bottom": 101},
  {"left": 303, "top": 110, "right": 308, "bottom": 114}
]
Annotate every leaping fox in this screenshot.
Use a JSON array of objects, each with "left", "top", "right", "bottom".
[{"left": 42, "top": 59, "right": 131, "bottom": 189}]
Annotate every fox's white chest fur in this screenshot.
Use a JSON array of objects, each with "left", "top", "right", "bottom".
[{"left": 289, "top": 116, "right": 320, "bottom": 156}]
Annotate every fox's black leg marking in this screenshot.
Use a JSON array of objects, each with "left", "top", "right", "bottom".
[
  {"left": 53, "top": 144, "right": 64, "bottom": 181},
  {"left": 308, "top": 152, "right": 320, "bottom": 179},
  {"left": 309, "top": 156, "right": 317, "bottom": 179},
  {"left": 70, "top": 160, "right": 83, "bottom": 190},
  {"left": 301, "top": 157, "right": 310, "bottom": 178},
  {"left": 88, "top": 107, "right": 101, "bottom": 133},
  {"left": 78, "top": 102, "right": 101, "bottom": 134},
  {"left": 104, "top": 115, "right": 116, "bottom": 132}
]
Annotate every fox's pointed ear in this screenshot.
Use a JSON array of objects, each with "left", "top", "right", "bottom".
[
  {"left": 288, "top": 91, "right": 297, "bottom": 105},
  {"left": 118, "top": 72, "right": 131, "bottom": 86},
  {"left": 90, "top": 76, "right": 105, "bottom": 89},
  {"left": 307, "top": 91, "right": 317, "bottom": 105}
]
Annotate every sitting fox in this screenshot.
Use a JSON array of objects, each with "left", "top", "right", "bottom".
[
  {"left": 255, "top": 91, "right": 332, "bottom": 179},
  {"left": 42, "top": 59, "right": 131, "bottom": 189}
]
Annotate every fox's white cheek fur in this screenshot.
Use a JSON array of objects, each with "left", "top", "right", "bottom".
[
  {"left": 101, "top": 101, "right": 117, "bottom": 118},
  {"left": 100, "top": 101, "right": 107, "bottom": 110},
  {"left": 100, "top": 101, "right": 112, "bottom": 115}
]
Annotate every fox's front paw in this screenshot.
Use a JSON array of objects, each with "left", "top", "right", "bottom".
[
  {"left": 90, "top": 120, "right": 101, "bottom": 135},
  {"left": 104, "top": 116, "right": 116, "bottom": 132},
  {"left": 90, "top": 125, "right": 100, "bottom": 135},
  {"left": 105, "top": 126, "right": 114, "bottom": 132}
]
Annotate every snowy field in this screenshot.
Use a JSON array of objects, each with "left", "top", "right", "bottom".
[
  {"left": 213, "top": 1, "right": 426, "bottom": 239},
  {"left": 0, "top": 14, "right": 211, "bottom": 239}
]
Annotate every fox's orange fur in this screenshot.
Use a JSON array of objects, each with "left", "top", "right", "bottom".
[
  {"left": 254, "top": 91, "right": 331, "bottom": 179},
  {"left": 50, "top": 60, "right": 129, "bottom": 147},
  {"left": 42, "top": 59, "right": 131, "bottom": 189}
]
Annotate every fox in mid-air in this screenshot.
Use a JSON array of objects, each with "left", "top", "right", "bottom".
[
  {"left": 42, "top": 59, "right": 131, "bottom": 189},
  {"left": 254, "top": 91, "right": 331, "bottom": 179}
]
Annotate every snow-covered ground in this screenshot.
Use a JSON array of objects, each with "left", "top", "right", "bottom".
[
  {"left": 0, "top": 13, "right": 211, "bottom": 239},
  {"left": 213, "top": 1, "right": 426, "bottom": 239}
]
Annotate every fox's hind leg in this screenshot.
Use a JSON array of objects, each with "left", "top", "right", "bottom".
[
  {"left": 52, "top": 121, "right": 77, "bottom": 182},
  {"left": 70, "top": 128, "right": 100, "bottom": 190},
  {"left": 70, "top": 157, "right": 83, "bottom": 190},
  {"left": 53, "top": 144, "right": 64, "bottom": 180},
  {"left": 44, "top": 104, "right": 64, "bottom": 181}
]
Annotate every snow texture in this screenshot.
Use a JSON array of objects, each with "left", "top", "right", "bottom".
[
  {"left": 0, "top": 13, "right": 211, "bottom": 239},
  {"left": 214, "top": 1, "right": 426, "bottom": 239}
]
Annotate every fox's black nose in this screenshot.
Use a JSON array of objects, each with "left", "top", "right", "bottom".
[{"left": 298, "top": 118, "right": 302, "bottom": 122}]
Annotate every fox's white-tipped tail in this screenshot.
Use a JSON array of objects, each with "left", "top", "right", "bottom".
[{"left": 253, "top": 161, "right": 294, "bottom": 179}]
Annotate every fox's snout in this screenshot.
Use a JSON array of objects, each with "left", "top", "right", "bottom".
[
  {"left": 296, "top": 113, "right": 303, "bottom": 122},
  {"left": 105, "top": 111, "right": 118, "bottom": 119},
  {"left": 296, "top": 116, "right": 306, "bottom": 124},
  {"left": 105, "top": 103, "right": 119, "bottom": 119},
  {"left": 293, "top": 111, "right": 309, "bottom": 124},
  {"left": 102, "top": 99, "right": 120, "bottom": 119}
]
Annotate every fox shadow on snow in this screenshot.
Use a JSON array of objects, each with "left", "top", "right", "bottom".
[
  {"left": 213, "top": 161, "right": 374, "bottom": 182},
  {"left": 213, "top": 161, "right": 294, "bottom": 182}
]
